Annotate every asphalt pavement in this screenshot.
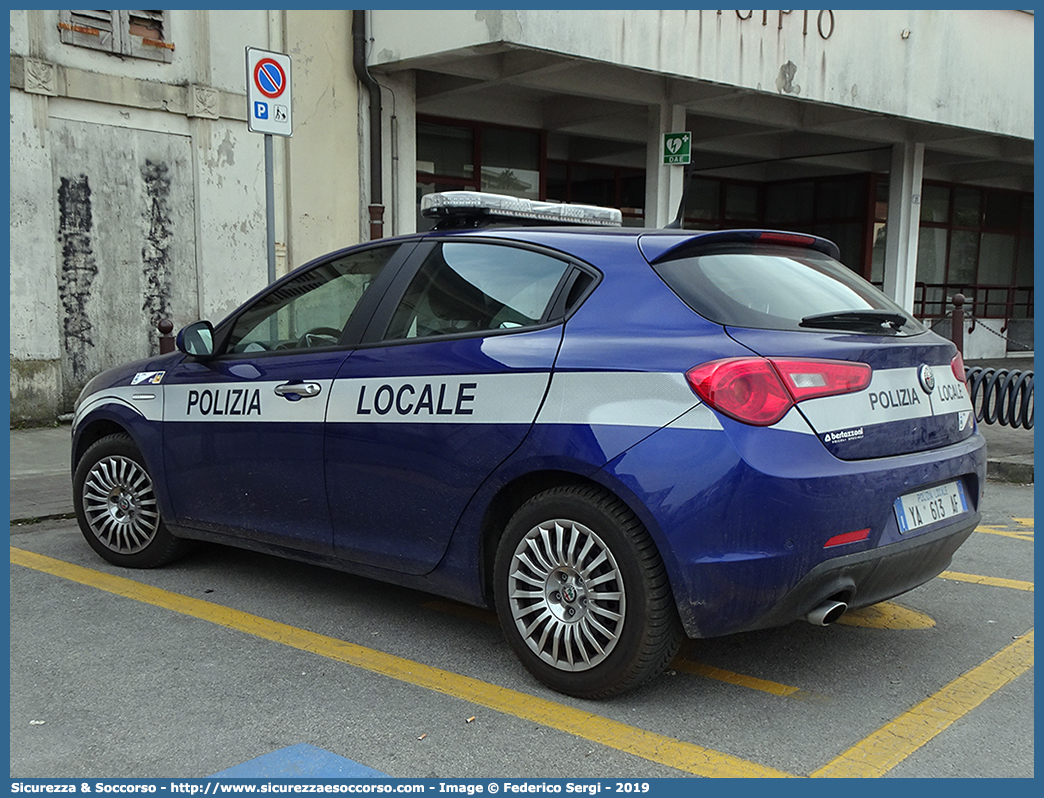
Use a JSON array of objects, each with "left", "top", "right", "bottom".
[
  {"left": 8, "top": 363, "right": 1034, "bottom": 524},
  {"left": 7, "top": 359, "right": 1034, "bottom": 779}
]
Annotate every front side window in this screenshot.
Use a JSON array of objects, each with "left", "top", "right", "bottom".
[
  {"left": 384, "top": 242, "right": 570, "bottom": 341},
  {"left": 225, "top": 246, "right": 398, "bottom": 353}
]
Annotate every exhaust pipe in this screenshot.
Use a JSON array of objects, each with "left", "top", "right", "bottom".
[{"left": 805, "top": 600, "right": 848, "bottom": 626}]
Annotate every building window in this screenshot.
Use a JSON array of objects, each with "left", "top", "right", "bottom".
[
  {"left": 912, "top": 181, "right": 1033, "bottom": 319},
  {"left": 482, "top": 128, "right": 540, "bottom": 199},
  {"left": 763, "top": 175, "right": 870, "bottom": 275},
  {"left": 417, "top": 121, "right": 475, "bottom": 181},
  {"left": 416, "top": 117, "right": 544, "bottom": 230},
  {"left": 58, "top": 10, "right": 174, "bottom": 63},
  {"left": 546, "top": 161, "right": 645, "bottom": 226},
  {"left": 673, "top": 174, "right": 767, "bottom": 232}
]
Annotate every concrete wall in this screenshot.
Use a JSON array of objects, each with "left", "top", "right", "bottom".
[
  {"left": 9, "top": 10, "right": 360, "bottom": 423},
  {"left": 284, "top": 12, "right": 361, "bottom": 265},
  {"left": 371, "top": 9, "right": 1033, "bottom": 140}
]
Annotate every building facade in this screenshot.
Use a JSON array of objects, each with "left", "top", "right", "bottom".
[
  {"left": 363, "top": 9, "right": 1033, "bottom": 357},
  {"left": 9, "top": 10, "right": 1034, "bottom": 423},
  {"left": 10, "top": 10, "right": 361, "bottom": 422}
]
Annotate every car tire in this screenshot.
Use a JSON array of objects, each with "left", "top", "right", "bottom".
[
  {"left": 494, "top": 484, "right": 683, "bottom": 698},
  {"left": 73, "top": 433, "right": 190, "bottom": 568}
]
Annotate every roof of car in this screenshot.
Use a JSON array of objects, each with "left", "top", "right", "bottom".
[
  {"left": 423, "top": 225, "right": 842, "bottom": 262},
  {"left": 413, "top": 191, "right": 842, "bottom": 261}
]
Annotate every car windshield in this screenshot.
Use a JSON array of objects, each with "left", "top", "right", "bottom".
[{"left": 651, "top": 244, "right": 924, "bottom": 335}]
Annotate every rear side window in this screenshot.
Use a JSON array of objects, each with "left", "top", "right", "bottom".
[
  {"left": 652, "top": 245, "right": 924, "bottom": 335},
  {"left": 384, "top": 242, "right": 570, "bottom": 340}
]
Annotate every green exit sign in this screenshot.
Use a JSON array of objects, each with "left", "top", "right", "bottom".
[{"left": 663, "top": 132, "right": 691, "bottom": 165}]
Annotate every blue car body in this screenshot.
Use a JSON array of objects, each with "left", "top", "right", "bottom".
[{"left": 72, "top": 210, "right": 985, "bottom": 695}]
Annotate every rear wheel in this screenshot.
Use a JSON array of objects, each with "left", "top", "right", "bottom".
[
  {"left": 494, "top": 485, "right": 683, "bottom": 698},
  {"left": 73, "top": 433, "right": 190, "bottom": 568}
]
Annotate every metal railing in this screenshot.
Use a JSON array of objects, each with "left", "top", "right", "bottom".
[{"left": 914, "top": 282, "right": 1034, "bottom": 326}]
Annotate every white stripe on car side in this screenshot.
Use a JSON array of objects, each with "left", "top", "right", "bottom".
[
  {"left": 326, "top": 373, "right": 550, "bottom": 425},
  {"left": 164, "top": 380, "right": 333, "bottom": 423},
  {"left": 537, "top": 371, "right": 702, "bottom": 428},
  {"left": 74, "top": 366, "right": 972, "bottom": 436},
  {"left": 73, "top": 387, "right": 161, "bottom": 429}
]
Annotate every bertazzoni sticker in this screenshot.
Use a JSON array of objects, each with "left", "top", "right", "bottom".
[{"left": 823, "top": 427, "right": 864, "bottom": 444}]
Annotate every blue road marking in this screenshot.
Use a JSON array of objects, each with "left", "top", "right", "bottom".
[{"left": 211, "top": 744, "right": 388, "bottom": 778}]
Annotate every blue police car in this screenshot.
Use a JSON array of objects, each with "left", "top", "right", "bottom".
[{"left": 72, "top": 191, "right": 985, "bottom": 698}]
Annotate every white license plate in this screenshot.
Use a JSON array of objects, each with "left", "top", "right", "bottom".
[{"left": 894, "top": 480, "right": 969, "bottom": 534}]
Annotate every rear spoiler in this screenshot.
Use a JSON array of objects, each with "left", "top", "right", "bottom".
[{"left": 639, "top": 229, "right": 842, "bottom": 264}]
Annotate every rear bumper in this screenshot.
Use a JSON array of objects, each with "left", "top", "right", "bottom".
[
  {"left": 731, "top": 510, "right": 979, "bottom": 634},
  {"left": 600, "top": 411, "right": 987, "bottom": 639}
]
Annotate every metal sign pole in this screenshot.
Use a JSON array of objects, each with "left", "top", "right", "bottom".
[
  {"left": 246, "top": 46, "right": 293, "bottom": 285},
  {"left": 265, "top": 133, "right": 276, "bottom": 284}
]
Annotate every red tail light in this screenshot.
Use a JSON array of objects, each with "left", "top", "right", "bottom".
[
  {"left": 686, "top": 359, "right": 793, "bottom": 426},
  {"left": 686, "top": 357, "right": 872, "bottom": 426},
  {"left": 951, "top": 352, "right": 967, "bottom": 385},
  {"left": 771, "top": 358, "right": 872, "bottom": 401}
]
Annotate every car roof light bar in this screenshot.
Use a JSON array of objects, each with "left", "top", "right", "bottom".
[{"left": 421, "top": 191, "right": 623, "bottom": 228}]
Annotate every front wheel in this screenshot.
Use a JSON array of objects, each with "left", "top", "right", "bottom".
[
  {"left": 73, "top": 433, "right": 190, "bottom": 568},
  {"left": 494, "top": 485, "right": 683, "bottom": 699}
]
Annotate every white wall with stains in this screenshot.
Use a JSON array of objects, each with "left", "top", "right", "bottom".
[{"left": 9, "top": 9, "right": 360, "bottom": 422}]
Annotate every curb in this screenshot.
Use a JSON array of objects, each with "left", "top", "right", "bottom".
[
  {"left": 11, "top": 513, "right": 76, "bottom": 525},
  {"left": 986, "top": 459, "right": 1034, "bottom": 485}
]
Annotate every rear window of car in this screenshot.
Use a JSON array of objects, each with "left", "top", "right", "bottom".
[{"left": 650, "top": 244, "right": 925, "bottom": 335}]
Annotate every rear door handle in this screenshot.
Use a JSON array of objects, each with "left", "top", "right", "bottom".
[{"left": 274, "top": 382, "right": 322, "bottom": 399}]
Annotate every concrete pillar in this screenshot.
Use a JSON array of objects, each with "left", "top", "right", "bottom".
[
  {"left": 883, "top": 141, "right": 925, "bottom": 313},
  {"left": 645, "top": 104, "right": 687, "bottom": 228}
]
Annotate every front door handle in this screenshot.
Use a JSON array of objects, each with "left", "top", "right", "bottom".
[{"left": 273, "top": 382, "right": 322, "bottom": 399}]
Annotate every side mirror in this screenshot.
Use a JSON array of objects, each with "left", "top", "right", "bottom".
[{"left": 176, "top": 321, "right": 215, "bottom": 357}]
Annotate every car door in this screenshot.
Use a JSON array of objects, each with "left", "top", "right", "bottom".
[
  {"left": 161, "top": 242, "right": 413, "bottom": 554},
  {"left": 324, "top": 239, "right": 580, "bottom": 574}
]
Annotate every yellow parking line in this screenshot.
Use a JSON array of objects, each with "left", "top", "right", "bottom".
[
  {"left": 670, "top": 659, "right": 811, "bottom": 698},
  {"left": 976, "top": 525, "right": 1033, "bottom": 542},
  {"left": 939, "top": 570, "right": 1034, "bottom": 592},
  {"left": 810, "top": 630, "right": 1034, "bottom": 778},
  {"left": 836, "top": 601, "right": 935, "bottom": 630},
  {"left": 424, "top": 599, "right": 810, "bottom": 699},
  {"left": 12, "top": 547, "right": 794, "bottom": 778}
]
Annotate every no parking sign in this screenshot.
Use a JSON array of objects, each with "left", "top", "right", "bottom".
[{"left": 246, "top": 47, "right": 292, "bottom": 136}]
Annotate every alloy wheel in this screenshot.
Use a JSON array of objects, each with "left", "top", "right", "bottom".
[
  {"left": 81, "top": 455, "right": 161, "bottom": 554},
  {"left": 505, "top": 518, "right": 626, "bottom": 672}
]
